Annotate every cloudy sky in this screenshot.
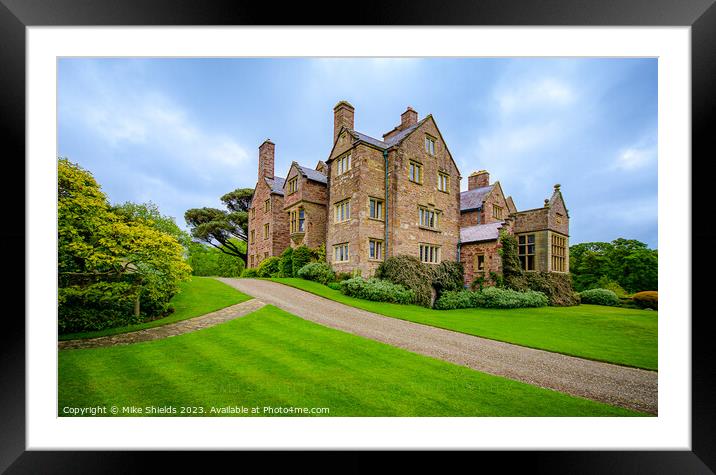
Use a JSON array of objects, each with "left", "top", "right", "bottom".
[{"left": 58, "top": 57, "right": 657, "bottom": 247}]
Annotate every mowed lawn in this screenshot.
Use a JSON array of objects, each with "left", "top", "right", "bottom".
[
  {"left": 59, "top": 305, "right": 642, "bottom": 416},
  {"left": 269, "top": 278, "right": 658, "bottom": 370},
  {"left": 60, "top": 277, "right": 251, "bottom": 340}
]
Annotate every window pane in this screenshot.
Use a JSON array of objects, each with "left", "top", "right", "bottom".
[
  {"left": 528, "top": 235, "right": 535, "bottom": 244},
  {"left": 519, "top": 235, "right": 525, "bottom": 244}
]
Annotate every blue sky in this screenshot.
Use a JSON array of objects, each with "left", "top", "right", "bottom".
[{"left": 58, "top": 57, "right": 657, "bottom": 247}]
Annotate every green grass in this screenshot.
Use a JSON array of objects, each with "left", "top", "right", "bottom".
[
  {"left": 268, "top": 278, "right": 658, "bottom": 370},
  {"left": 59, "top": 305, "right": 643, "bottom": 416},
  {"left": 60, "top": 277, "right": 251, "bottom": 340}
]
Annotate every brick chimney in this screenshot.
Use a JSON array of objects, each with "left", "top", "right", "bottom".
[
  {"left": 400, "top": 106, "right": 418, "bottom": 130},
  {"left": 468, "top": 170, "right": 490, "bottom": 190},
  {"left": 333, "top": 100, "right": 355, "bottom": 143},
  {"left": 258, "top": 139, "right": 275, "bottom": 181}
]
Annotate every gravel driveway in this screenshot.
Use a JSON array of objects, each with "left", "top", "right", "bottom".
[{"left": 219, "top": 278, "right": 657, "bottom": 415}]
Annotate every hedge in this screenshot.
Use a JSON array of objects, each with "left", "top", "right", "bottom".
[
  {"left": 434, "top": 287, "right": 549, "bottom": 310},
  {"left": 632, "top": 291, "right": 658, "bottom": 310},
  {"left": 59, "top": 282, "right": 142, "bottom": 333},
  {"left": 339, "top": 277, "right": 415, "bottom": 304},
  {"left": 432, "top": 261, "right": 465, "bottom": 296},
  {"left": 241, "top": 268, "right": 258, "bottom": 278},
  {"left": 375, "top": 255, "right": 434, "bottom": 307},
  {"left": 505, "top": 271, "right": 580, "bottom": 307},
  {"left": 579, "top": 288, "right": 620, "bottom": 306},
  {"left": 297, "top": 262, "right": 335, "bottom": 285}
]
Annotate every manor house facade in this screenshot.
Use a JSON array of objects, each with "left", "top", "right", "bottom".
[{"left": 247, "top": 101, "right": 570, "bottom": 286}]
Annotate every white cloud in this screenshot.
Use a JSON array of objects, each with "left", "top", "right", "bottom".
[
  {"left": 61, "top": 63, "right": 250, "bottom": 175},
  {"left": 615, "top": 145, "right": 656, "bottom": 170},
  {"left": 496, "top": 77, "right": 576, "bottom": 117}
]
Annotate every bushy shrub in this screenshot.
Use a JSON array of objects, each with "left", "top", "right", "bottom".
[
  {"left": 327, "top": 282, "right": 342, "bottom": 290},
  {"left": 434, "top": 290, "right": 481, "bottom": 310},
  {"left": 595, "top": 276, "right": 627, "bottom": 298},
  {"left": 292, "top": 245, "right": 313, "bottom": 277},
  {"left": 505, "top": 271, "right": 579, "bottom": 307},
  {"left": 59, "top": 282, "right": 142, "bottom": 333},
  {"left": 256, "top": 256, "right": 281, "bottom": 278},
  {"left": 375, "top": 255, "right": 435, "bottom": 307},
  {"left": 310, "top": 243, "right": 326, "bottom": 262},
  {"left": 632, "top": 291, "right": 658, "bottom": 310},
  {"left": 432, "top": 261, "right": 465, "bottom": 296},
  {"left": 297, "top": 262, "right": 335, "bottom": 285},
  {"left": 579, "top": 288, "right": 620, "bottom": 306},
  {"left": 279, "top": 247, "right": 294, "bottom": 277},
  {"left": 480, "top": 287, "right": 548, "bottom": 308},
  {"left": 434, "top": 287, "right": 548, "bottom": 310},
  {"left": 339, "top": 277, "right": 415, "bottom": 304},
  {"left": 241, "top": 268, "right": 258, "bottom": 278},
  {"left": 334, "top": 271, "right": 354, "bottom": 282}
]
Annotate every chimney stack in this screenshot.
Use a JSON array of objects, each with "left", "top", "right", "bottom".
[
  {"left": 468, "top": 170, "right": 490, "bottom": 190},
  {"left": 258, "top": 139, "right": 275, "bottom": 181},
  {"left": 400, "top": 106, "right": 418, "bottom": 130},
  {"left": 333, "top": 100, "right": 355, "bottom": 143}
]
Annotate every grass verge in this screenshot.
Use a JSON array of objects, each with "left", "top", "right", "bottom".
[
  {"left": 268, "top": 278, "right": 657, "bottom": 370},
  {"left": 59, "top": 305, "right": 643, "bottom": 417}
]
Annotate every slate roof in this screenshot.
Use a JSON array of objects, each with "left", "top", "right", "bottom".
[
  {"left": 295, "top": 164, "right": 328, "bottom": 184},
  {"left": 460, "top": 185, "right": 494, "bottom": 211},
  {"left": 460, "top": 221, "right": 504, "bottom": 244},
  {"left": 265, "top": 176, "right": 286, "bottom": 195},
  {"left": 345, "top": 117, "right": 426, "bottom": 151}
]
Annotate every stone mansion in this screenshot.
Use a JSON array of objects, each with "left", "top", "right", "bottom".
[{"left": 247, "top": 101, "right": 570, "bottom": 286}]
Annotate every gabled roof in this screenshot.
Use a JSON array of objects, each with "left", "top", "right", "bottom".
[
  {"left": 265, "top": 176, "right": 285, "bottom": 195},
  {"left": 460, "top": 185, "right": 494, "bottom": 211},
  {"left": 346, "top": 118, "right": 426, "bottom": 151},
  {"left": 460, "top": 221, "right": 505, "bottom": 244},
  {"left": 295, "top": 163, "right": 328, "bottom": 185}
]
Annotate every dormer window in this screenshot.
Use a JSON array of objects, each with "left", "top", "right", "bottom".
[{"left": 492, "top": 205, "right": 503, "bottom": 220}]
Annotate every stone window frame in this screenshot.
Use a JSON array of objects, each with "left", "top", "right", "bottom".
[
  {"left": 287, "top": 177, "right": 298, "bottom": 195},
  {"left": 368, "top": 238, "right": 384, "bottom": 261},
  {"left": 289, "top": 207, "right": 306, "bottom": 234},
  {"left": 336, "top": 153, "right": 352, "bottom": 176},
  {"left": 250, "top": 229, "right": 255, "bottom": 244},
  {"left": 474, "top": 253, "right": 486, "bottom": 274},
  {"left": 263, "top": 223, "right": 270, "bottom": 239},
  {"left": 424, "top": 135, "right": 436, "bottom": 156},
  {"left": 419, "top": 243, "right": 441, "bottom": 264},
  {"left": 437, "top": 171, "right": 450, "bottom": 193},
  {"left": 518, "top": 233, "right": 536, "bottom": 271},
  {"left": 334, "top": 198, "right": 351, "bottom": 223},
  {"left": 368, "top": 197, "right": 384, "bottom": 221},
  {"left": 251, "top": 207, "right": 256, "bottom": 219},
  {"left": 418, "top": 206, "right": 441, "bottom": 231},
  {"left": 492, "top": 204, "right": 504, "bottom": 220},
  {"left": 409, "top": 160, "right": 423, "bottom": 184},
  {"left": 264, "top": 198, "right": 271, "bottom": 212},
  {"left": 333, "top": 242, "right": 350, "bottom": 262},
  {"left": 555, "top": 213, "right": 564, "bottom": 226},
  {"left": 551, "top": 233, "right": 567, "bottom": 272},
  {"left": 263, "top": 252, "right": 269, "bottom": 261}
]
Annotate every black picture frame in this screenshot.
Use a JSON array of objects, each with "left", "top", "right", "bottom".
[{"left": 2, "top": 0, "right": 714, "bottom": 472}]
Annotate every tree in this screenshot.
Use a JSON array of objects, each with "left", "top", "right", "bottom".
[
  {"left": 569, "top": 238, "right": 657, "bottom": 293},
  {"left": 112, "top": 201, "right": 192, "bottom": 249},
  {"left": 184, "top": 188, "right": 253, "bottom": 263},
  {"left": 58, "top": 158, "right": 191, "bottom": 327}
]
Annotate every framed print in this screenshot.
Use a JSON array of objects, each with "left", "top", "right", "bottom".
[{"left": 2, "top": 0, "right": 715, "bottom": 472}]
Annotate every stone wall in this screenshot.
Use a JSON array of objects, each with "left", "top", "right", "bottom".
[
  {"left": 460, "top": 239, "right": 502, "bottom": 287},
  {"left": 247, "top": 179, "right": 288, "bottom": 267},
  {"left": 388, "top": 117, "right": 461, "bottom": 267}
]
